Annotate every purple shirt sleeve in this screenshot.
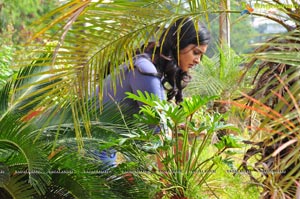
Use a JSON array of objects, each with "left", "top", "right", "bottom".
[
  {"left": 102, "top": 55, "right": 165, "bottom": 108},
  {"left": 128, "top": 57, "right": 165, "bottom": 106}
]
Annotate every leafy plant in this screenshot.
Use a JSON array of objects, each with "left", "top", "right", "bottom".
[
  {"left": 185, "top": 45, "right": 251, "bottom": 100},
  {"left": 230, "top": 1, "right": 300, "bottom": 198},
  {"left": 126, "top": 91, "right": 241, "bottom": 198},
  {"left": 0, "top": 52, "right": 154, "bottom": 198}
]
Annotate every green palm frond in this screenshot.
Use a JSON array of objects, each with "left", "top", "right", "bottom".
[
  {"left": 0, "top": 114, "right": 51, "bottom": 196},
  {"left": 1, "top": 174, "right": 36, "bottom": 199},
  {"left": 0, "top": 102, "right": 151, "bottom": 198},
  {"left": 186, "top": 46, "right": 246, "bottom": 98},
  {"left": 12, "top": 0, "right": 215, "bottom": 146},
  {"left": 0, "top": 51, "right": 63, "bottom": 123},
  {"left": 47, "top": 148, "right": 113, "bottom": 199},
  {"left": 246, "top": 30, "right": 300, "bottom": 65},
  {"left": 33, "top": 99, "right": 141, "bottom": 141},
  {"left": 0, "top": 81, "right": 12, "bottom": 116},
  {"left": 237, "top": 27, "right": 300, "bottom": 198},
  {"left": 44, "top": 133, "right": 156, "bottom": 199},
  {"left": 239, "top": 85, "right": 300, "bottom": 198}
]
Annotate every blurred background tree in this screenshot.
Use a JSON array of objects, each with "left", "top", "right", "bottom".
[
  {"left": 0, "top": 0, "right": 57, "bottom": 88},
  {"left": 0, "top": 0, "right": 57, "bottom": 43},
  {"left": 206, "top": 0, "right": 260, "bottom": 57}
]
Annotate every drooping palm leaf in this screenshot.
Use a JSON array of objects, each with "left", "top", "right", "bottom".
[
  {"left": 0, "top": 51, "right": 63, "bottom": 122},
  {"left": 12, "top": 0, "right": 219, "bottom": 147},
  {"left": 233, "top": 1, "right": 300, "bottom": 197}
]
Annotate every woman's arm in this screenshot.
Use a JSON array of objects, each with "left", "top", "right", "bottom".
[{"left": 129, "top": 57, "right": 165, "bottom": 106}]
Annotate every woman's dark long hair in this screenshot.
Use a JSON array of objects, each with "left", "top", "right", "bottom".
[{"left": 154, "top": 17, "right": 211, "bottom": 104}]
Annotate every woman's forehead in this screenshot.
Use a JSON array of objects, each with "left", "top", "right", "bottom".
[
  {"left": 195, "top": 45, "right": 208, "bottom": 53},
  {"left": 180, "top": 44, "right": 207, "bottom": 53}
]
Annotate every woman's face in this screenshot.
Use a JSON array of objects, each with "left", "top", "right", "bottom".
[{"left": 178, "top": 44, "right": 208, "bottom": 72}]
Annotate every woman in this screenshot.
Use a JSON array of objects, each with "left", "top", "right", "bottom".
[{"left": 97, "top": 17, "right": 211, "bottom": 167}]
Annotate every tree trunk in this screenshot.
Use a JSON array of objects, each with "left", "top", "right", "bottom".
[{"left": 219, "top": 0, "right": 230, "bottom": 48}]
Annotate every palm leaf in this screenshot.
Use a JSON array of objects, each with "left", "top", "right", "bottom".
[
  {"left": 237, "top": 29, "right": 300, "bottom": 197},
  {"left": 0, "top": 114, "right": 51, "bottom": 195},
  {"left": 215, "top": 2, "right": 300, "bottom": 197},
  {"left": 11, "top": 0, "right": 216, "bottom": 147},
  {"left": 0, "top": 51, "right": 63, "bottom": 123},
  {"left": 47, "top": 148, "right": 115, "bottom": 199},
  {"left": 0, "top": 81, "right": 12, "bottom": 116},
  {"left": 186, "top": 46, "right": 246, "bottom": 98},
  {"left": 1, "top": 174, "right": 36, "bottom": 199}
]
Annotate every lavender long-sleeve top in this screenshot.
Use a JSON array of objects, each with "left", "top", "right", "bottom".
[
  {"left": 94, "top": 55, "right": 165, "bottom": 166},
  {"left": 102, "top": 54, "right": 165, "bottom": 113}
]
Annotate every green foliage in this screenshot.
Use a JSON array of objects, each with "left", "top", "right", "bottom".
[
  {"left": 214, "top": 134, "right": 242, "bottom": 150},
  {"left": 205, "top": 0, "right": 260, "bottom": 56},
  {"left": 126, "top": 92, "right": 244, "bottom": 198},
  {"left": 0, "top": 45, "right": 14, "bottom": 89},
  {"left": 186, "top": 45, "right": 248, "bottom": 99},
  {"left": 0, "top": 0, "right": 57, "bottom": 43},
  {"left": 204, "top": 151, "right": 261, "bottom": 199},
  {"left": 0, "top": 0, "right": 57, "bottom": 95},
  {"left": 0, "top": 52, "right": 154, "bottom": 198},
  {"left": 0, "top": 114, "right": 51, "bottom": 196},
  {"left": 234, "top": 1, "right": 300, "bottom": 197},
  {"left": 1, "top": 0, "right": 299, "bottom": 198}
]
